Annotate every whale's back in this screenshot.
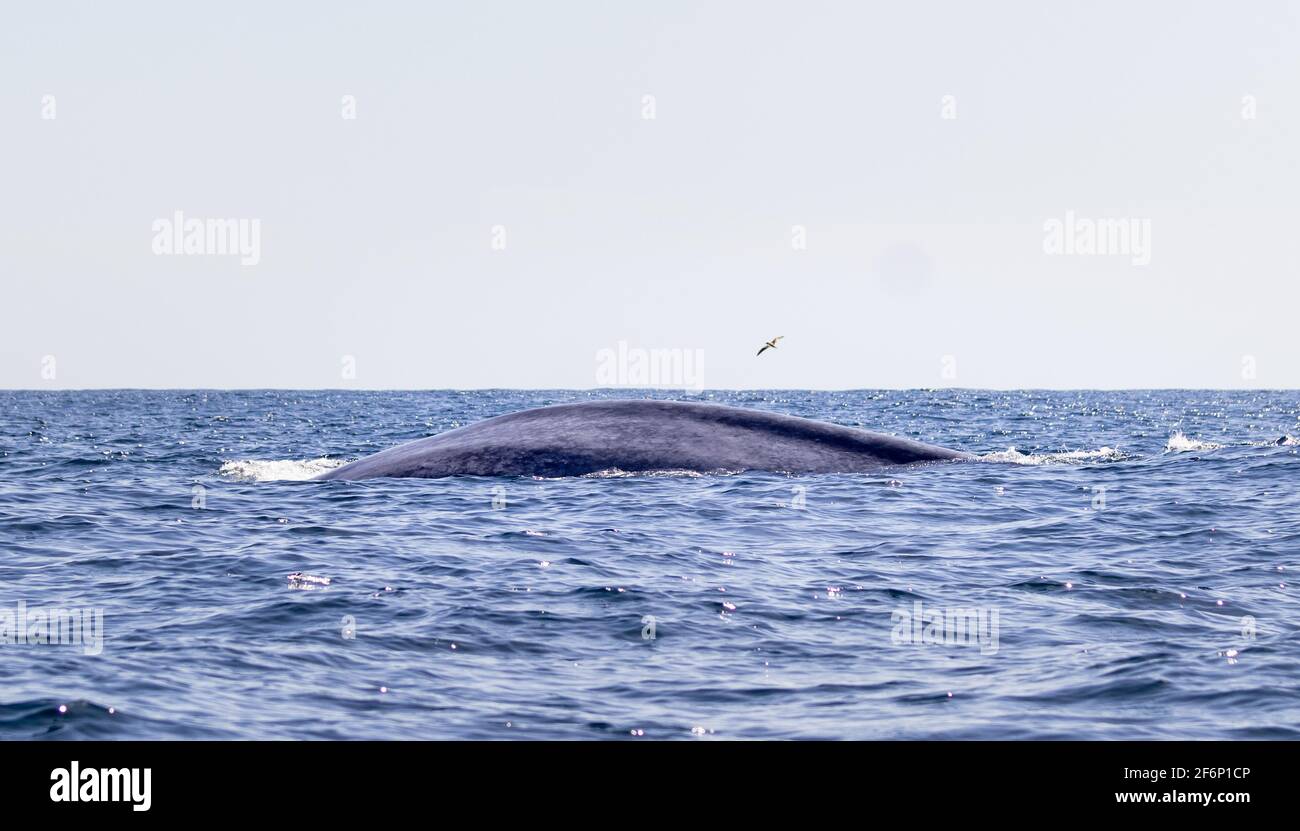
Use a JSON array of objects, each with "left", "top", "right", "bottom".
[{"left": 316, "top": 400, "right": 970, "bottom": 480}]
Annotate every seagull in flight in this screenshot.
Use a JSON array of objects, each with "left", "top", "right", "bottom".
[{"left": 756, "top": 336, "right": 784, "bottom": 357}]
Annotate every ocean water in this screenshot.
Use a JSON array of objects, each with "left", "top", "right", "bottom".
[{"left": 1, "top": 389, "right": 1297, "bottom": 740}]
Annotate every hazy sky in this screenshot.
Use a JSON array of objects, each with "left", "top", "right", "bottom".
[{"left": 3, "top": 1, "right": 1298, "bottom": 389}]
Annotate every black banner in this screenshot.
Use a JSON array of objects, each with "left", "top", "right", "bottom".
[{"left": 0, "top": 741, "right": 1282, "bottom": 817}]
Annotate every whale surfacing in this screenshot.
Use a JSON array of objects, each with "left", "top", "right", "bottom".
[{"left": 315, "top": 400, "right": 971, "bottom": 481}]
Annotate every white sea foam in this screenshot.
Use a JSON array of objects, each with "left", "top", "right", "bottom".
[
  {"left": 1164, "top": 432, "right": 1224, "bottom": 453},
  {"left": 219, "top": 458, "right": 345, "bottom": 482},
  {"left": 574, "top": 468, "right": 719, "bottom": 478},
  {"left": 980, "top": 447, "right": 1127, "bottom": 466},
  {"left": 286, "top": 572, "right": 332, "bottom": 588}
]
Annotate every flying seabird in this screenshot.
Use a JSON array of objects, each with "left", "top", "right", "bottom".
[{"left": 756, "top": 336, "right": 783, "bottom": 357}]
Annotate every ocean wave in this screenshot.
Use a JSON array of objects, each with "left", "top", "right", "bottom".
[
  {"left": 980, "top": 447, "right": 1128, "bottom": 465},
  {"left": 1250, "top": 435, "right": 1298, "bottom": 447},
  {"left": 1164, "top": 432, "right": 1225, "bottom": 453},
  {"left": 218, "top": 457, "right": 345, "bottom": 482},
  {"left": 576, "top": 468, "right": 722, "bottom": 478}
]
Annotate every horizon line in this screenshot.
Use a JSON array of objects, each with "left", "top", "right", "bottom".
[{"left": 2, "top": 386, "right": 1295, "bottom": 393}]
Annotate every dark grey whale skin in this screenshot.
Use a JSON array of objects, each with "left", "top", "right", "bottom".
[{"left": 315, "top": 400, "right": 973, "bottom": 481}]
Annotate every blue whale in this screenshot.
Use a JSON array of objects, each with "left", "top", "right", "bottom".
[{"left": 315, "top": 400, "right": 972, "bottom": 480}]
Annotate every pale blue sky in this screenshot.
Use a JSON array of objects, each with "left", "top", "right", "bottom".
[{"left": 3, "top": 1, "right": 1298, "bottom": 389}]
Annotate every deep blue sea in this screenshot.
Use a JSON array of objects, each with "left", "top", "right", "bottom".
[{"left": 2, "top": 389, "right": 1297, "bottom": 740}]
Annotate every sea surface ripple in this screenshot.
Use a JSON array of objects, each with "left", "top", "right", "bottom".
[{"left": 1, "top": 389, "right": 1297, "bottom": 739}]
